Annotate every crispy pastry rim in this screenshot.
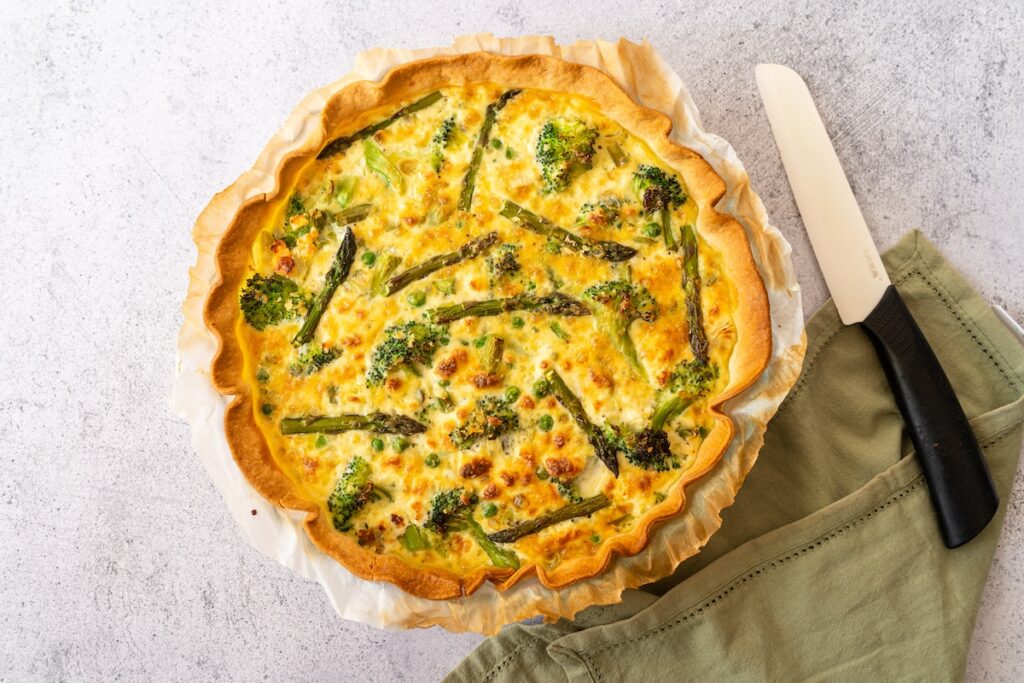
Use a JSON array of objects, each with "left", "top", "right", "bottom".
[{"left": 203, "top": 52, "right": 772, "bottom": 600}]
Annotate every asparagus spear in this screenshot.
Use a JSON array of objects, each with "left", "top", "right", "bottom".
[
  {"left": 458, "top": 90, "right": 521, "bottom": 211},
  {"left": 426, "top": 292, "right": 590, "bottom": 325},
  {"left": 305, "top": 204, "right": 373, "bottom": 235},
  {"left": 398, "top": 524, "right": 431, "bottom": 552},
  {"left": 548, "top": 321, "right": 570, "bottom": 342},
  {"left": 325, "top": 203, "right": 372, "bottom": 225},
  {"left": 467, "top": 515, "right": 520, "bottom": 569},
  {"left": 292, "top": 226, "right": 357, "bottom": 346},
  {"left": 498, "top": 201, "right": 637, "bottom": 262},
  {"left": 660, "top": 209, "right": 677, "bottom": 251},
  {"left": 606, "top": 141, "right": 628, "bottom": 167},
  {"left": 545, "top": 369, "right": 619, "bottom": 476},
  {"left": 487, "top": 494, "right": 611, "bottom": 543},
  {"left": 680, "top": 224, "right": 709, "bottom": 363},
  {"left": 651, "top": 395, "right": 694, "bottom": 432},
  {"left": 370, "top": 254, "right": 402, "bottom": 297},
  {"left": 479, "top": 335, "right": 504, "bottom": 375},
  {"left": 280, "top": 412, "right": 427, "bottom": 435},
  {"left": 383, "top": 232, "right": 499, "bottom": 296},
  {"left": 317, "top": 90, "right": 444, "bottom": 159}
]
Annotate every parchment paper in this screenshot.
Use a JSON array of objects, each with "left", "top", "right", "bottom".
[{"left": 171, "top": 34, "right": 806, "bottom": 635}]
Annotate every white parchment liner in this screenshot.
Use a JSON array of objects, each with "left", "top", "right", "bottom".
[{"left": 171, "top": 35, "right": 806, "bottom": 634}]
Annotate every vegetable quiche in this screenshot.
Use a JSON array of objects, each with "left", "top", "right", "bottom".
[{"left": 205, "top": 53, "right": 771, "bottom": 599}]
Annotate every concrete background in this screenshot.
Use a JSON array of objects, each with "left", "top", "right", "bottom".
[{"left": 2, "top": 0, "right": 1022, "bottom": 680}]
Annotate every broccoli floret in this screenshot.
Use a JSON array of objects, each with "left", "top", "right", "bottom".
[
  {"left": 576, "top": 198, "right": 626, "bottom": 230},
  {"left": 584, "top": 281, "right": 658, "bottom": 321},
  {"left": 583, "top": 280, "right": 659, "bottom": 378},
  {"left": 432, "top": 115, "right": 456, "bottom": 146},
  {"left": 486, "top": 244, "right": 521, "bottom": 280},
  {"left": 632, "top": 165, "right": 686, "bottom": 250},
  {"left": 553, "top": 478, "right": 583, "bottom": 503},
  {"left": 632, "top": 165, "right": 685, "bottom": 214},
  {"left": 286, "top": 192, "right": 304, "bottom": 219},
  {"left": 366, "top": 321, "right": 449, "bottom": 386},
  {"left": 288, "top": 344, "right": 341, "bottom": 376},
  {"left": 605, "top": 389, "right": 696, "bottom": 473},
  {"left": 424, "top": 488, "right": 519, "bottom": 568},
  {"left": 430, "top": 115, "right": 456, "bottom": 173},
  {"left": 606, "top": 422, "right": 678, "bottom": 472},
  {"left": 666, "top": 358, "right": 719, "bottom": 396},
  {"left": 239, "top": 273, "right": 310, "bottom": 331},
  {"left": 326, "top": 456, "right": 390, "bottom": 531},
  {"left": 424, "top": 488, "right": 477, "bottom": 535},
  {"left": 449, "top": 396, "right": 519, "bottom": 448},
  {"left": 603, "top": 359, "right": 716, "bottom": 472},
  {"left": 535, "top": 118, "right": 599, "bottom": 193}
]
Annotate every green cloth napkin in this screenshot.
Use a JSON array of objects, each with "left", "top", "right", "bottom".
[{"left": 445, "top": 231, "right": 1024, "bottom": 682}]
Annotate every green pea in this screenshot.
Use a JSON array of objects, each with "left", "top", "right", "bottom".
[
  {"left": 260, "top": 403, "right": 273, "bottom": 416},
  {"left": 511, "top": 316, "right": 525, "bottom": 329},
  {"left": 391, "top": 436, "right": 409, "bottom": 452},
  {"left": 537, "top": 414, "right": 554, "bottom": 431},
  {"left": 255, "top": 368, "right": 269, "bottom": 383},
  {"left": 361, "top": 251, "right": 377, "bottom": 267},
  {"left": 314, "top": 435, "right": 328, "bottom": 448},
  {"left": 425, "top": 452, "right": 441, "bottom": 468},
  {"left": 482, "top": 502, "right": 498, "bottom": 518},
  {"left": 643, "top": 222, "right": 661, "bottom": 238},
  {"left": 438, "top": 379, "right": 451, "bottom": 387},
  {"left": 590, "top": 534, "right": 601, "bottom": 544},
  {"left": 407, "top": 290, "right": 426, "bottom": 307},
  {"left": 532, "top": 378, "right": 551, "bottom": 398},
  {"left": 371, "top": 438, "right": 385, "bottom": 453},
  {"left": 504, "top": 386, "right": 521, "bottom": 402},
  {"left": 491, "top": 138, "right": 503, "bottom": 149},
  {"left": 473, "top": 334, "right": 489, "bottom": 348},
  {"left": 544, "top": 241, "right": 561, "bottom": 254},
  {"left": 534, "top": 466, "right": 550, "bottom": 481}
]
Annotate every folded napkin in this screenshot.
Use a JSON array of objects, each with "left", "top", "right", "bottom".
[{"left": 445, "top": 231, "right": 1024, "bottom": 682}]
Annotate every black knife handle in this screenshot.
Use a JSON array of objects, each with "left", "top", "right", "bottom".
[{"left": 861, "top": 285, "right": 998, "bottom": 548}]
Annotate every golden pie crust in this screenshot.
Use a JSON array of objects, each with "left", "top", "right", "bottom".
[{"left": 204, "top": 52, "right": 772, "bottom": 599}]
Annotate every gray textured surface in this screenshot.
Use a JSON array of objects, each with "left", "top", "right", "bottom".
[{"left": 1, "top": 1, "right": 1022, "bottom": 680}]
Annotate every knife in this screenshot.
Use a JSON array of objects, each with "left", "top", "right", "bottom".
[{"left": 756, "top": 63, "right": 998, "bottom": 548}]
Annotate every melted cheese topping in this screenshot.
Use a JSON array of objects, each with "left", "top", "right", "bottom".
[{"left": 237, "top": 85, "right": 737, "bottom": 576}]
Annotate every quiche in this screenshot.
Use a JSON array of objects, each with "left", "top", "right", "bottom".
[{"left": 205, "top": 52, "right": 771, "bottom": 600}]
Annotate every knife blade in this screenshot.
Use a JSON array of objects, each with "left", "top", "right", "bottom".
[{"left": 756, "top": 63, "right": 998, "bottom": 548}]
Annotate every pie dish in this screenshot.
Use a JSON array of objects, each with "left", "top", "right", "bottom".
[{"left": 204, "top": 52, "right": 772, "bottom": 599}]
